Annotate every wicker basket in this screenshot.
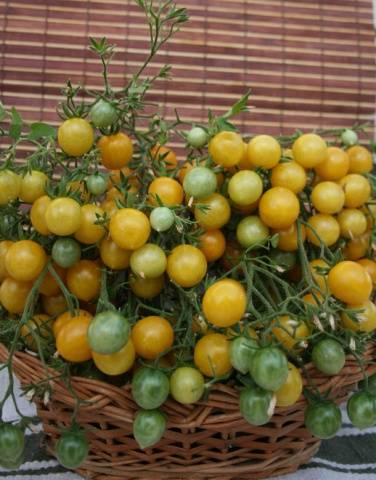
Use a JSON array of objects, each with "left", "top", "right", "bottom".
[{"left": 0, "top": 343, "right": 375, "bottom": 479}]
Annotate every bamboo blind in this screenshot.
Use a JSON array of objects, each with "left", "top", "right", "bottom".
[{"left": 0, "top": 0, "right": 375, "bottom": 140}]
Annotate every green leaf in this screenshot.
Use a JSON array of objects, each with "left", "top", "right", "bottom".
[
  {"left": 28, "top": 122, "right": 56, "bottom": 140},
  {"left": 216, "top": 118, "right": 236, "bottom": 132},
  {"left": 270, "top": 234, "right": 280, "bottom": 249},
  {"left": 9, "top": 108, "right": 22, "bottom": 140},
  {"left": 0, "top": 103, "right": 6, "bottom": 122},
  {"left": 223, "top": 90, "right": 251, "bottom": 119}
]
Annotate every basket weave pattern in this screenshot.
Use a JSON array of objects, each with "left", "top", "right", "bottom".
[{"left": 0, "top": 343, "right": 375, "bottom": 479}]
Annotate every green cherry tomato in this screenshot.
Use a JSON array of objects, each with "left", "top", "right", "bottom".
[
  {"left": 150, "top": 207, "right": 175, "bottom": 232},
  {"left": 341, "top": 129, "right": 358, "bottom": 147},
  {"left": 0, "top": 453, "right": 24, "bottom": 470},
  {"left": 170, "top": 367, "right": 205, "bottom": 404},
  {"left": 236, "top": 216, "right": 269, "bottom": 248},
  {"left": 90, "top": 99, "right": 118, "bottom": 128},
  {"left": 183, "top": 166, "right": 217, "bottom": 199},
  {"left": 187, "top": 127, "right": 208, "bottom": 148},
  {"left": 130, "top": 243, "right": 167, "bottom": 279},
  {"left": 311, "top": 339, "right": 346, "bottom": 376},
  {"left": 52, "top": 238, "right": 81, "bottom": 269},
  {"left": 86, "top": 173, "right": 108, "bottom": 196},
  {"left": 347, "top": 391, "right": 376, "bottom": 429},
  {"left": 240, "top": 386, "right": 275, "bottom": 426},
  {"left": 132, "top": 368, "right": 170, "bottom": 409},
  {"left": 360, "top": 374, "right": 376, "bottom": 395},
  {"left": 250, "top": 347, "right": 289, "bottom": 391},
  {"left": 0, "top": 423, "right": 24, "bottom": 460},
  {"left": 270, "top": 249, "right": 297, "bottom": 271},
  {"left": 133, "top": 409, "right": 166, "bottom": 449},
  {"left": 88, "top": 311, "right": 130, "bottom": 355},
  {"left": 304, "top": 401, "right": 342, "bottom": 439},
  {"left": 56, "top": 431, "right": 89, "bottom": 469},
  {"left": 230, "top": 336, "right": 259, "bottom": 374}
]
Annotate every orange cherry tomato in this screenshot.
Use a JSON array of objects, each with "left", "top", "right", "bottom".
[
  {"left": 39, "top": 262, "right": 66, "bottom": 297},
  {"left": 98, "top": 132, "right": 133, "bottom": 169},
  {"left": 198, "top": 230, "right": 226, "bottom": 262},
  {"left": 148, "top": 177, "right": 184, "bottom": 206},
  {"left": 150, "top": 144, "right": 178, "bottom": 170},
  {"left": 93, "top": 339, "right": 135, "bottom": 375},
  {"left": 0, "top": 277, "right": 32, "bottom": 314},
  {"left": 53, "top": 309, "right": 93, "bottom": 338},
  {"left": 99, "top": 237, "right": 131, "bottom": 270},
  {"left": 109, "top": 208, "right": 150, "bottom": 250},
  {"left": 74, "top": 204, "right": 106, "bottom": 245},
  {"left": 5, "top": 240, "right": 47, "bottom": 282},
  {"left": 194, "top": 333, "right": 232, "bottom": 377},
  {"left": 274, "top": 223, "right": 306, "bottom": 252},
  {"left": 303, "top": 291, "right": 323, "bottom": 307},
  {"left": 344, "top": 232, "right": 371, "bottom": 260},
  {"left": 100, "top": 198, "right": 118, "bottom": 218},
  {"left": 129, "top": 274, "right": 164, "bottom": 299},
  {"left": 314, "top": 147, "right": 349, "bottom": 181},
  {"left": 66, "top": 260, "right": 101, "bottom": 302},
  {"left": 167, "top": 245, "right": 207, "bottom": 288},
  {"left": 56, "top": 314, "right": 92, "bottom": 362},
  {"left": 20, "top": 314, "right": 52, "bottom": 351},
  {"left": 271, "top": 315, "right": 309, "bottom": 350},
  {"left": 132, "top": 316, "right": 174, "bottom": 360},
  {"left": 41, "top": 293, "right": 68, "bottom": 316}
]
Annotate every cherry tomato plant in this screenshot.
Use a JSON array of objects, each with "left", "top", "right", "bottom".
[{"left": 0, "top": 0, "right": 375, "bottom": 472}]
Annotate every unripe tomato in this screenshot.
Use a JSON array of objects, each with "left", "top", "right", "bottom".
[
  {"left": 194, "top": 193, "right": 231, "bottom": 230},
  {"left": 90, "top": 99, "right": 118, "bottom": 128},
  {"left": 53, "top": 309, "right": 93, "bottom": 338},
  {"left": 167, "top": 245, "right": 207, "bottom": 288},
  {"left": 99, "top": 237, "right": 131, "bottom": 270},
  {"left": 86, "top": 173, "right": 108, "bottom": 196},
  {"left": 56, "top": 431, "right": 89, "bottom": 469},
  {"left": 170, "top": 367, "right": 205, "bottom": 404},
  {"left": 198, "top": 229, "right": 226, "bottom": 262},
  {"left": 314, "top": 146, "right": 350, "bottom": 181},
  {"left": 312, "top": 338, "right": 345, "bottom": 375},
  {"left": 341, "top": 300, "right": 376, "bottom": 333},
  {"left": 228, "top": 170, "right": 263, "bottom": 206},
  {"left": 0, "top": 241, "right": 13, "bottom": 282},
  {"left": 129, "top": 274, "right": 164, "bottom": 299},
  {"left": 56, "top": 314, "right": 92, "bottom": 362},
  {"left": 148, "top": 177, "right": 184, "bottom": 206},
  {"left": 209, "top": 131, "right": 244, "bottom": 167},
  {"left": 259, "top": 187, "right": 300, "bottom": 229},
  {"left": 133, "top": 409, "right": 166, "bottom": 450},
  {"left": 292, "top": 133, "right": 327, "bottom": 169},
  {"left": 187, "top": 126, "right": 208, "bottom": 148},
  {"left": 240, "top": 386, "right": 275, "bottom": 426},
  {"left": 183, "top": 166, "right": 217, "bottom": 199},
  {"left": 274, "top": 222, "right": 306, "bottom": 252},
  {"left": 66, "top": 260, "right": 101, "bottom": 302},
  {"left": 0, "top": 170, "right": 21, "bottom": 205},
  {"left": 93, "top": 339, "right": 135, "bottom": 376},
  {"left": 39, "top": 261, "right": 66, "bottom": 297},
  {"left": 311, "top": 181, "right": 345, "bottom": 214},
  {"left": 30, "top": 195, "right": 51, "bottom": 235},
  {"left": 272, "top": 316, "right": 309, "bottom": 350},
  {"left": 202, "top": 279, "right": 246, "bottom": 328},
  {"left": 5, "top": 240, "right": 46, "bottom": 282},
  {"left": 52, "top": 238, "right": 81, "bottom": 269},
  {"left": 150, "top": 207, "right": 175, "bottom": 232},
  {"left": 98, "top": 132, "right": 133, "bottom": 169},
  {"left": 58, "top": 118, "right": 94, "bottom": 157},
  {"left": 130, "top": 243, "right": 167, "bottom": 279},
  {"left": 275, "top": 362, "right": 303, "bottom": 407},
  {"left": 45, "top": 197, "right": 81, "bottom": 236},
  {"left": 20, "top": 314, "right": 52, "bottom": 351},
  {"left": 150, "top": 144, "right": 177, "bottom": 170},
  {"left": 41, "top": 293, "right": 67, "bottom": 316},
  {"left": 344, "top": 232, "right": 370, "bottom": 260},
  {"left": 132, "top": 367, "right": 170, "bottom": 410},
  {"left": 109, "top": 208, "right": 150, "bottom": 250},
  {"left": 339, "top": 174, "right": 371, "bottom": 208},
  {"left": 194, "top": 333, "right": 232, "bottom": 377},
  {"left": 341, "top": 129, "right": 358, "bottom": 147},
  {"left": 270, "top": 161, "right": 307, "bottom": 193},
  {"left": 307, "top": 214, "right": 340, "bottom": 247},
  {"left": 74, "top": 204, "right": 105, "bottom": 244},
  {"left": 250, "top": 347, "right": 289, "bottom": 391},
  {"left": 236, "top": 215, "right": 269, "bottom": 248},
  {"left": 0, "top": 423, "right": 25, "bottom": 460},
  {"left": 328, "top": 261, "right": 372, "bottom": 304},
  {"left": 347, "top": 145, "right": 373, "bottom": 174},
  {"left": 20, "top": 170, "right": 48, "bottom": 203},
  {"left": 230, "top": 336, "right": 259, "bottom": 374},
  {"left": 305, "top": 401, "right": 342, "bottom": 439},
  {"left": 357, "top": 258, "right": 376, "bottom": 283},
  {"left": 347, "top": 391, "right": 376, "bottom": 429},
  {"left": 88, "top": 311, "right": 130, "bottom": 354},
  {"left": 337, "top": 208, "right": 367, "bottom": 239},
  {"left": 247, "top": 135, "right": 281, "bottom": 169},
  {"left": 309, "top": 259, "right": 329, "bottom": 292},
  {"left": 132, "top": 316, "right": 174, "bottom": 360}
]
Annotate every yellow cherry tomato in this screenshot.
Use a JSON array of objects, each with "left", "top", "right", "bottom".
[
  {"left": 274, "top": 223, "right": 306, "bottom": 252},
  {"left": 194, "top": 193, "right": 231, "bottom": 230},
  {"left": 309, "top": 259, "right": 329, "bottom": 292},
  {"left": 167, "top": 245, "right": 207, "bottom": 288},
  {"left": 306, "top": 214, "right": 340, "bottom": 247},
  {"left": 209, "top": 131, "right": 244, "bottom": 168},
  {"left": 337, "top": 209, "right": 367, "bottom": 239},
  {"left": 270, "top": 161, "right": 307, "bottom": 193},
  {"left": 109, "top": 208, "right": 150, "bottom": 250},
  {"left": 247, "top": 135, "right": 281, "bottom": 169},
  {"left": 93, "top": 339, "right": 136, "bottom": 375},
  {"left": 344, "top": 232, "right": 371, "bottom": 260},
  {"left": 58, "top": 118, "right": 94, "bottom": 157},
  {"left": 0, "top": 170, "right": 21, "bottom": 205},
  {"left": 275, "top": 363, "right": 303, "bottom": 407},
  {"left": 74, "top": 204, "right": 106, "bottom": 245},
  {"left": 129, "top": 274, "right": 164, "bottom": 299},
  {"left": 0, "top": 241, "right": 13, "bottom": 282},
  {"left": 311, "top": 181, "right": 345, "bottom": 214},
  {"left": 20, "top": 171, "right": 48, "bottom": 203},
  {"left": 150, "top": 144, "right": 178, "bottom": 170},
  {"left": 259, "top": 187, "right": 300, "bottom": 229},
  {"left": 357, "top": 258, "right": 376, "bottom": 283},
  {"left": 39, "top": 261, "right": 66, "bottom": 297},
  {"left": 5, "top": 240, "right": 47, "bottom": 282},
  {"left": 30, "top": 195, "right": 52, "bottom": 236},
  {"left": 56, "top": 314, "right": 92, "bottom": 362},
  {"left": 132, "top": 316, "right": 174, "bottom": 360},
  {"left": 342, "top": 300, "right": 376, "bottom": 333},
  {"left": 21, "top": 314, "right": 52, "bottom": 351},
  {"left": 66, "top": 260, "right": 101, "bottom": 302},
  {"left": 314, "top": 146, "right": 349, "bottom": 181},
  {"left": 53, "top": 309, "right": 93, "bottom": 338},
  {"left": 328, "top": 261, "right": 372, "bottom": 304},
  {"left": 45, "top": 197, "right": 82, "bottom": 236},
  {"left": 272, "top": 316, "right": 309, "bottom": 350},
  {"left": 194, "top": 333, "right": 232, "bottom": 377},
  {"left": 292, "top": 133, "right": 327, "bottom": 169},
  {"left": 148, "top": 177, "right": 184, "bottom": 206},
  {"left": 347, "top": 145, "right": 373, "bottom": 174},
  {"left": 99, "top": 237, "right": 131, "bottom": 270},
  {"left": 202, "top": 279, "right": 247, "bottom": 328},
  {"left": 339, "top": 174, "right": 371, "bottom": 208},
  {"left": 0, "top": 277, "right": 32, "bottom": 314}
]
